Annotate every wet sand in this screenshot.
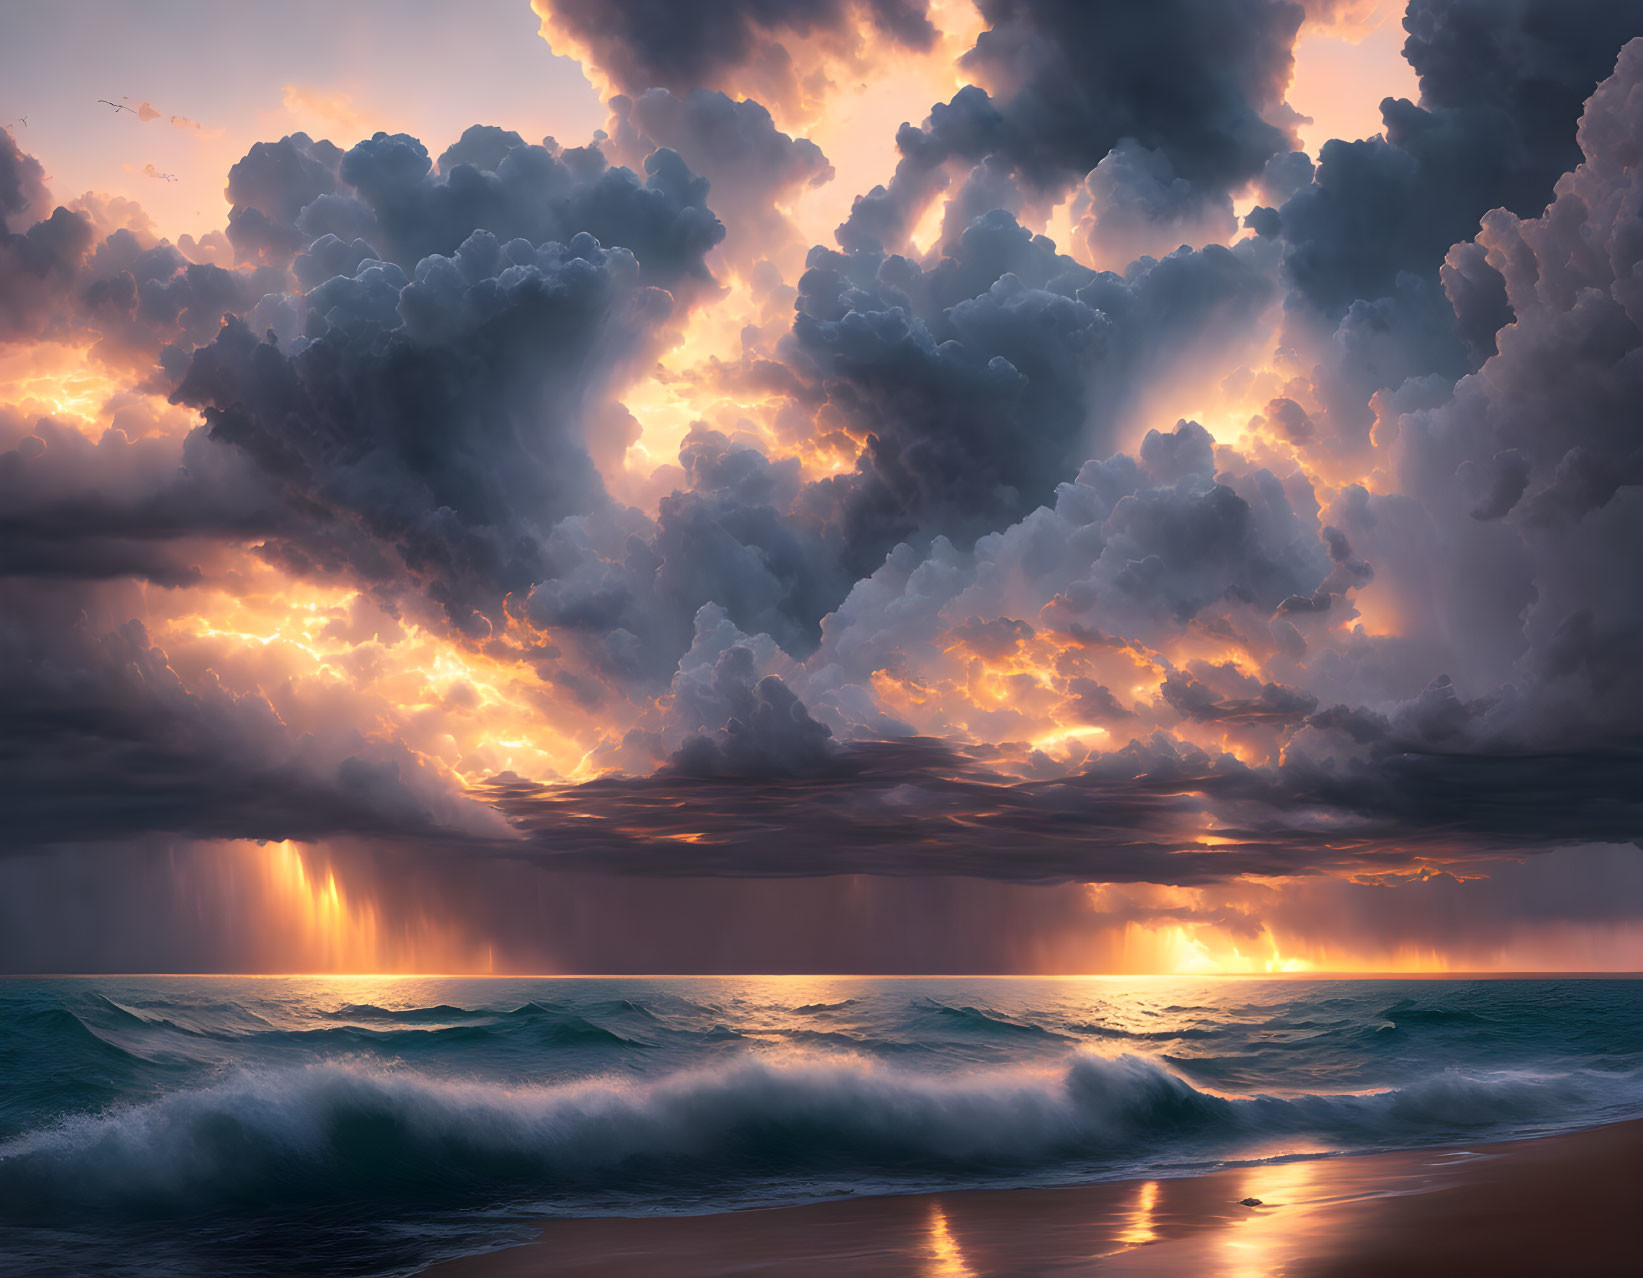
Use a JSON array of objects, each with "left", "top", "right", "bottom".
[{"left": 427, "top": 1117, "right": 1642, "bottom": 1276}]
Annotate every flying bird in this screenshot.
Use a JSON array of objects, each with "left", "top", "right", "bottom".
[{"left": 97, "top": 99, "right": 135, "bottom": 115}]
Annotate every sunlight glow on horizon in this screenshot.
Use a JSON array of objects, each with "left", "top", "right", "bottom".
[{"left": 137, "top": 842, "right": 1642, "bottom": 979}]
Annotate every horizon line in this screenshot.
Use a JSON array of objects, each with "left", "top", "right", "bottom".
[{"left": 4, "top": 970, "right": 1642, "bottom": 980}]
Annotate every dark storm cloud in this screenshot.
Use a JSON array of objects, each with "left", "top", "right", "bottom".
[
  {"left": 0, "top": 135, "right": 287, "bottom": 366},
  {"left": 959, "top": 0, "right": 1300, "bottom": 191},
  {"left": 1439, "top": 238, "right": 1514, "bottom": 365},
  {"left": 522, "top": 452, "right": 853, "bottom": 683},
  {"left": 486, "top": 728, "right": 1643, "bottom": 881},
  {"left": 787, "top": 213, "right": 1278, "bottom": 575},
  {"left": 536, "top": 0, "right": 937, "bottom": 98},
  {"left": 0, "top": 412, "right": 282, "bottom": 584},
  {"left": 525, "top": 458, "right": 850, "bottom": 681},
  {"left": 510, "top": 411, "right": 1371, "bottom": 870},
  {"left": 220, "top": 127, "right": 726, "bottom": 296},
  {"left": 123, "top": 118, "right": 840, "bottom": 685},
  {"left": 82, "top": 232, "right": 286, "bottom": 364},
  {"left": 437, "top": 125, "right": 529, "bottom": 176},
  {"left": 171, "top": 154, "right": 843, "bottom": 682},
  {"left": 615, "top": 89, "right": 832, "bottom": 198},
  {"left": 225, "top": 133, "right": 345, "bottom": 267},
  {"left": 794, "top": 416, "right": 1341, "bottom": 751},
  {"left": 1071, "top": 139, "right": 1241, "bottom": 269},
  {"left": 838, "top": 0, "right": 1302, "bottom": 253},
  {"left": 533, "top": 401, "right": 1339, "bottom": 745},
  {"left": 1295, "top": 275, "right": 1475, "bottom": 460},
  {"left": 608, "top": 88, "right": 832, "bottom": 260},
  {"left": 291, "top": 233, "right": 381, "bottom": 291},
  {"left": 5, "top": 12, "right": 1643, "bottom": 898},
  {"left": 1160, "top": 664, "right": 1318, "bottom": 727},
  {"left": 1095, "top": 470, "right": 1320, "bottom": 623},
  {"left": 1059, "top": 679, "right": 1136, "bottom": 725},
  {"left": 6, "top": 134, "right": 512, "bottom": 850},
  {"left": 332, "top": 132, "right": 726, "bottom": 292},
  {"left": 666, "top": 647, "right": 838, "bottom": 778},
  {"left": 0, "top": 582, "right": 505, "bottom": 849},
  {"left": 645, "top": 479, "right": 853, "bottom": 660},
  {"left": 789, "top": 255, "right": 1108, "bottom": 567},
  {"left": 1350, "top": 37, "right": 1643, "bottom": 739},
  {"left": 485, "top": 734, "right": 1263, "bottom": 882},
  {"left": 1273, "top": 3, "right": 1643, "bottom": 465},
  {"left": 172, "top": 231, "right": 676, "bottom": 636},
  {"left": 0, "top": 201, "right": 95, "bottom": 341},
  {"left": 1281, "top": 0, "right": 1643, "bottom": 318},
  {"left": 1428, "top": 99, "right": 1643, "bottom": 534},
  {"left": 536, "top": 215, "right": 1280, "bottom": 672},
  {"left": 117, "top": 131, "right": 727, "bottom": 653}
]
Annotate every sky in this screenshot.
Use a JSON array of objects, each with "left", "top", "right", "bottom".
[{"left": 2, "top": 0, "right": 1641, "bottom": 975}]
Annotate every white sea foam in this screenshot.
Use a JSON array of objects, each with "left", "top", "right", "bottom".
[{"left": 3, "top": 1045, "right": 1635, "bottom": 1217}]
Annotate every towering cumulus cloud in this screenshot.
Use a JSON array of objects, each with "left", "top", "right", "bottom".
[{"left": 1, "top": 0, "right": 1641, "bottom": 972}]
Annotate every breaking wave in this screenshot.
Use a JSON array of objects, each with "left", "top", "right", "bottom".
[
  {"left": 3, "top": 975, "right": 1640, "bottom": 1276},
  {"left": 3, "top": 1046, "right": 1635, "bottom": 1221}
]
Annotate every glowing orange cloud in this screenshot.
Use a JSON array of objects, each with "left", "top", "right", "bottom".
[
  {"left": 280, "top": 85, "right": 368, "bottom": 137},
  {"left": 151, "top": 568, "right": 611, "bottom": 792},
  {"left": 0, "top": 344, "right": 128, "bottom": 433}
]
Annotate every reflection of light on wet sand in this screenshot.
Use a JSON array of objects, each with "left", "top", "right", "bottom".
[
  {"left": 1221, "top": 1159, "right": 1322, "bottom": 1276},
  {"left": 1117, "top": 1179, "right": 1160, "bottom": 1249},
  {"left": 924, "top": 1202, "right": 978, "bottom": 1278}
]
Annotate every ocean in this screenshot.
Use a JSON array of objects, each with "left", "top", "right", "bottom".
[{"left": 1, "top": 975, "right": 1640, "bottom": 1275}]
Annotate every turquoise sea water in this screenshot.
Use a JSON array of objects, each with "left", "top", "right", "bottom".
[{"left": 2, "top": 975, "right": 1640, "bottom": 1275}]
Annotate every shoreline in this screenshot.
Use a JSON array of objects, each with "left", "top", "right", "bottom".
[{"left": 425, "top": 1116, "right": 1643, "bottom": 1276}]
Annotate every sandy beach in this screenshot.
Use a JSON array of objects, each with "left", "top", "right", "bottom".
[{"left": 426, "top": 1117, "right": 1642, "bottom": 1276}]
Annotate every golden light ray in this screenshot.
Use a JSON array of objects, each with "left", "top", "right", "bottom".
[
  {"left": 1221, "top": 1159, "right": 1323, "bottom": 1278},
  {"left": 1116, "top": 1179, "right": 1160, "bottom": 1250},
  {"left": 923, "top": 1202, "right": 979, "bottom": 1278},
  {"left": 258, "top": 842, "right": 494, "bottom": 974}
]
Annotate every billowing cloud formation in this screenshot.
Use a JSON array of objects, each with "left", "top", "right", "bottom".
[
  {"left": 1273, "top": 0, "right": 1643, "bottom": 465},
  {"left": 1282, "top": 0, "right": 1643, "bottom": 316},
  {"left": 1072, "top": 140, "right": 1242, "bottom": 271},
  {"left": 955, "top": 0, "right": 1300, "bottom": 199},
  {"left": 787, "top": 218, "right": 1278, "bottom": 571},
  {"left": 2, "top": 138, "right": 284, "bottom": 365},
  {"left": 227, "top": 127, "right": 725, "bottom": 292},
  {"left": 607, "top": 88, "right": 832, "bottom": 262},
  {"left": 839, "top": 0, "right": 1303, "bottom": 254},
  {"left": 2, "top": 5, "right": 1642, "bottom": 974},
  {"left": 533, "top": 0, "right": 937, "bottom": 111},
  {"left": 174, "top": 233, "right": 676, "bottom": 636}
]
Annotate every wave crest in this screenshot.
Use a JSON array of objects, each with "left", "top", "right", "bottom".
[{"left": 4, "top": 1047, "right": 1628, "bottom": 1220}]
